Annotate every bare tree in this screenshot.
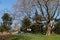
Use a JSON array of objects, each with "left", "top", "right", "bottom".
[{"left": 14, "top": 0, "right": 60, "bottom": 35}]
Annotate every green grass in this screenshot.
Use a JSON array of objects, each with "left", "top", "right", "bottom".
[{"left": 5, "top": 33, "right": 60, "bottom": 40}]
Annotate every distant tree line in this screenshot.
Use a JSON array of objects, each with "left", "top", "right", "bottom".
[{"left": 0, "top": 11, "right": 60, "bottom": 35}]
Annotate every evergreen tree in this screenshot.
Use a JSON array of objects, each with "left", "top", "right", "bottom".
[
  {"left": 20, "top": 16, "right": 31, "bottom": 32},
  {"left": 1, "top": 13, "right": 12, "bottom": 32},
  {"left": 33, "top": 10, "right": 42, "bottom": 24}
]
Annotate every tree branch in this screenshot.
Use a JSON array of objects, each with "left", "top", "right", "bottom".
[
  {"left": 37, "top": 0, "right": 44, "bottom": 17},
  {"left": 44, "top": 0, "right": 51, "bottom": 20},
  {"left": 51, "top": 1, "right": 59, "bottom": 18}
]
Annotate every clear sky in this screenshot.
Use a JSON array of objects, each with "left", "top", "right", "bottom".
[{"left": 0, "top": 0, "right": 16, "bottom": 22}]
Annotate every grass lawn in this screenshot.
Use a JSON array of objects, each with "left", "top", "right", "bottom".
[{"left": 5, "top": 33, "right": 60, "bottom": 40}]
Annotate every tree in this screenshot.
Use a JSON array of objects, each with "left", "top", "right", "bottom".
[
  {"left": 29, "top": 11, "right": 44, "bottom": 33},
  {"left": 20, "top": 16, "right": 31, "bottom": 32},
  {"left": 14, "top": 23, "right": 19, "bottom": 31},
  {"left": 14, "top": 0, "right": 60, "bottom": 35},
  {"left": 33, "top": 10, "right": 42, "bottom": 24},
  {"left": 1, "top": 13, "right": 12, "bottom": 32}
]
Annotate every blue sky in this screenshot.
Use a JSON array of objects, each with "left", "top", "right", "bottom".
[
  {"left": 0, "top": 0, "right": 16, "bottom": 22},
  {"left": 0, "top": 0, "right": 16, "bottom": 10}
]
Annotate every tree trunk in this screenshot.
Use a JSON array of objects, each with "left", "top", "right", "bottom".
[{"left": 46, "top": 22, "right": 52, "bottom": 35}]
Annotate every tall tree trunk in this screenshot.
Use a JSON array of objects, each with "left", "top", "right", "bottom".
[{"left": 46, "top": 22, "right": 52, "bottom": 35}]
